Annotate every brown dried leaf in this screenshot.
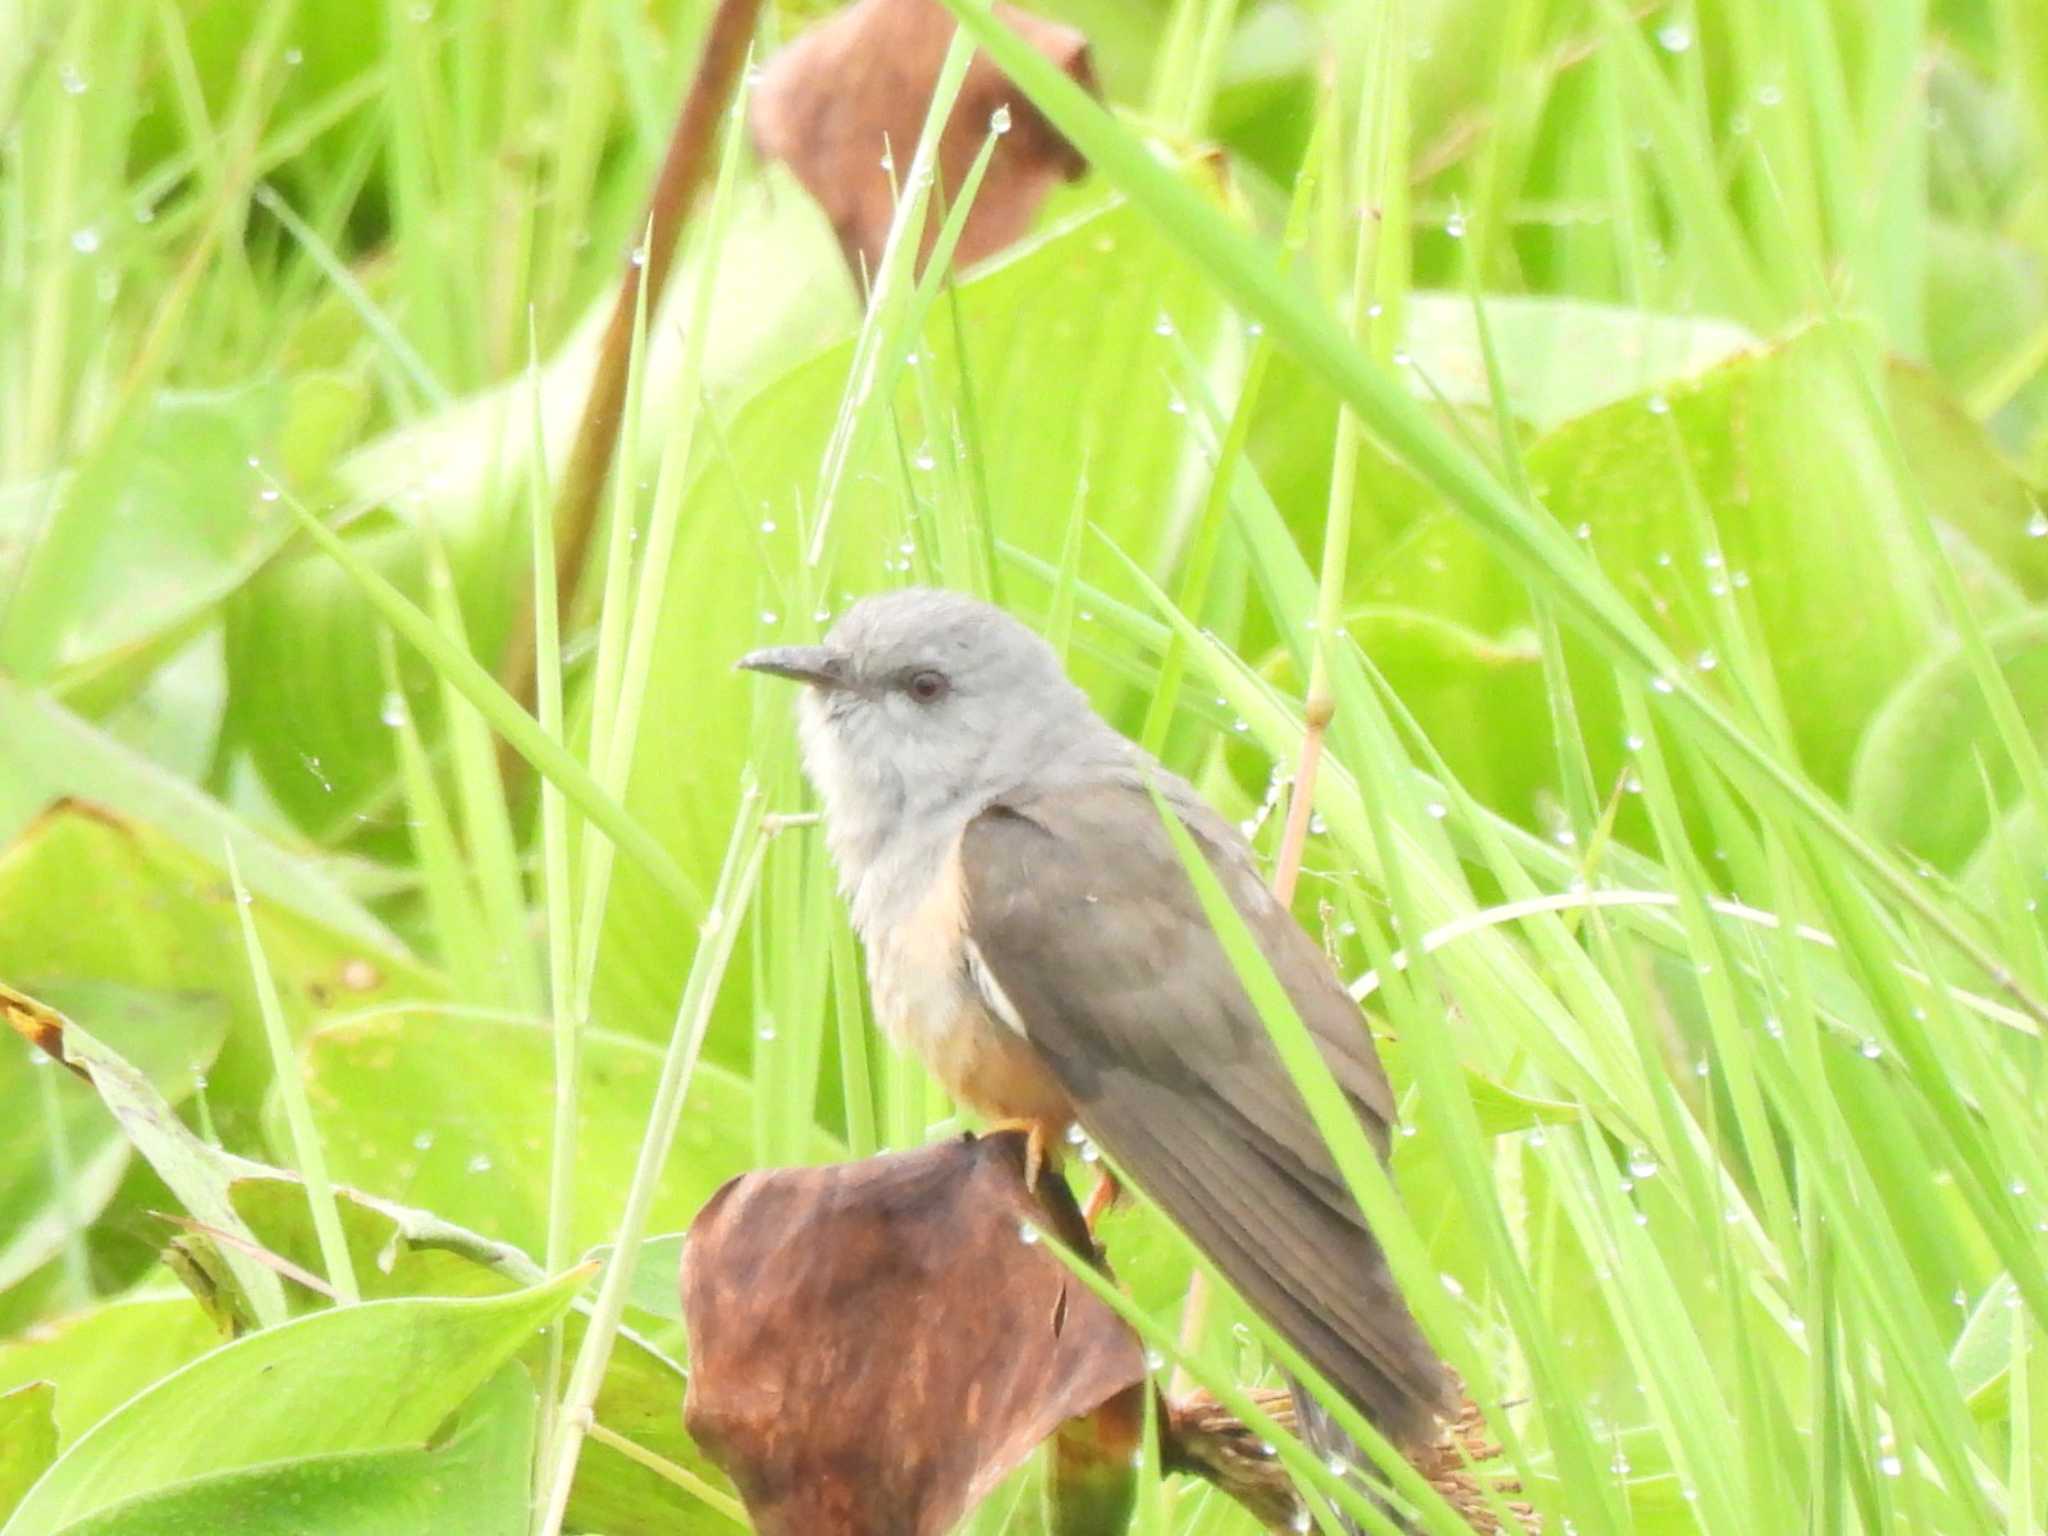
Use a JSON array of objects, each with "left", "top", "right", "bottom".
[
  {"left": 752, "top": 0, "right": 1093, "bottom": 278},
  {"left": 681, "top": 1130, "right": 1144, "bottom": 1536}
]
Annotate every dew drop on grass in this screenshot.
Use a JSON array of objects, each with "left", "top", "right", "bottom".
[
  {"left": 1444, "top": 211, "right": 1466, "bottom": 239},
  {"left": 1628, "top": 1150, "right": 1660, "bottom": 1179},
  {"left": 989, "top": 104, "right": 1012, "bottom": 134},
  {"left": 1861, "top": 1039, "right": 1883, "bottom": 1060},
  {"left": 1145, "top": 1347, "right": 1164, "bottom": 1370},
  {"left": 2027, "top": 509, "right": 2048, "bottom": 539},
  {"left": 1657, "top": 23, "right": 1693, "bottom": 51},
  {"left": 70, "top": 227, "right": 100, "bottom": 255},
  {"left": 467, "top": 1152, "right": 493, "bottom": 1174},
  {"left": 1878, "top": 1453, "right": 1903, "bottom": 1478},
  {"left": 412, "top": 1130, "right": 435, "bottom": 1151},
  {"left": 759, "top": 518, "right": 776, "bottom": 533},
  {"left": 1650, "top": 675, "right": 1676, "bottom": 694},
  {"left": 380, "top": 693, "right": 408, "bottom": 728},
  {"left": 1425, "top": 800, "right": 1448, "bottom": 819},
  {"left": 59, "top": 64, "right": 88, "bottom": 94},
  {"left": 1647, "top": 393, "right": 1669, "bottom": 415},
  {"left": 1695, "top": 648, "right": 1718, "bottom": 671},
  {"left": 1017, "top": 1222, "right": 1040, "bottom": 1245},
  {"left": 913, "top": 448, "right": 935, "bottom": 471}
]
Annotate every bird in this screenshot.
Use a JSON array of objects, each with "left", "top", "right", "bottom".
[{"left": 738, "top": 586, "right": 1455, "bottom": 1512}]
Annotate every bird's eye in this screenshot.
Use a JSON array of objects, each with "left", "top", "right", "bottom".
[{"left": 905, "top": 669, "right": 948, "bottom": 703}]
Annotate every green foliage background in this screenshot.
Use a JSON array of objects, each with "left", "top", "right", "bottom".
[{"left": 1, "top": 0, "right": 2046, "bottom": 1531}]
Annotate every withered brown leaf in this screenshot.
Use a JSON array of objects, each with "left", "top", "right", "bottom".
[
  {"left": 752, "top": 0, "right": 1094, "bottom": 279},
  {"left": 681, "top": 1130, "right": 1144, "bottom": 1535}
]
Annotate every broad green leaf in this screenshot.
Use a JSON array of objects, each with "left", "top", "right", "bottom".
[
  {"left": 0, "top": 1385, "right": 55, "bottom": 1526},
  {"left": 287, "top": 1010, "right": 839, "bottom": 1262},
  {"left": 0, "top": 1296, "right": 221, "bottom": 1450},
  {"left": 54, "top": 1362, "right": 534, "bottom": 1536},
  {"left": 0, "top": 799, "right": 432, "bottom": 1136},
  {"left": 0, "top": 685, "right": 408, "bottom": 958},
  {"left": 1348, "top": 330, "right": 2040, "bottom": 829},
  {"left": 0, "top": 1268, "right": 587, "bottom": 1536},
  {"left": 1851, "top": 608, "right": 2048, "bottom": 870},
  {"left": 581, "top": 1232, "right": 686, "bottom": 1323},
  {"left": 229, "top": 1180, "right": 738, "bottom": 1533},
  {"left": 0, "top": 388, "right": 286, "bottom": 694}
]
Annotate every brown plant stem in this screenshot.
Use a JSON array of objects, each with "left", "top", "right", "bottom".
[{"left": 497, "top": 0, "right": 763, "bottom": 735}]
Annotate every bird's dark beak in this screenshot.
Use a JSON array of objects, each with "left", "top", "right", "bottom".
[{"left": 735, "top": 645, "right": 845, "bottom": 689}]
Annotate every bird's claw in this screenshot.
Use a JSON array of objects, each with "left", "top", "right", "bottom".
[
  {"left": 983, "top": 1117, "right": 1055, "bottom": 1192},
  {"left": 1082, "top": 1168, "right": 1122, "bottom": 1233}
]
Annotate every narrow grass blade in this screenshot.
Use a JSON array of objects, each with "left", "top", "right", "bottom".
[{"left": 224, "top": 841, "right": 360, "bottom": 1308}]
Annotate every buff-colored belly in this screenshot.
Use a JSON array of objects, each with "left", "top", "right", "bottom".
[{"left": 867, "top": 844, "right": 1074, "bottom": 1131}]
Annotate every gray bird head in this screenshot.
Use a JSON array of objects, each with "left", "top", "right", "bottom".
[{"left": 738, "top": 588, "right": 1127, "bottom": 919}]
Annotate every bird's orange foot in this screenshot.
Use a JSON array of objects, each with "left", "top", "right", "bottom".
[
  {"left": 1082, "top": 1168, "right": 1122, "bottom": 1234},
  {"left": 983, "top": 1117, "right": 1059, "bottom": 1192}
]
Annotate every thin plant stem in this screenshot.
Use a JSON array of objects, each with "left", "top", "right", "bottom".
[
  {"left": 225, "top": 841, "right": 360, "bottom": 1308},
  {"left": 498, "top": 0, "right": 764, "bottom": 719},
  {"left": 534, "top": 784, "right": 769, "bottom": 1536}
]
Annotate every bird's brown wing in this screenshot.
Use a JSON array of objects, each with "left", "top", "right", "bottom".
[{"left": 958, "top": 781, "right": 1454, "bottom": 1444}]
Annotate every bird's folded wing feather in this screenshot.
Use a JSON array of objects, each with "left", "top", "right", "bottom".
[{"left": 957, "top": 782, "right": 1452, "bottom": 1442}]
